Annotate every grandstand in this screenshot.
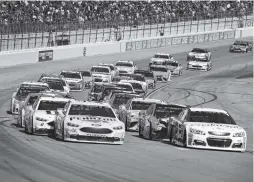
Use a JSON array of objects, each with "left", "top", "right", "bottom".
[{"left": 0, "top": 1, "right": 253, "bottom": 51}]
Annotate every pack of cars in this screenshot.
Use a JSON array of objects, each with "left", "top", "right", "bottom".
[{"left": 9, "top": 47, "right": 248, "bottom": 151}]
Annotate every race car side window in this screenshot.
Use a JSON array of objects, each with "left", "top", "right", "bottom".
[
  {"left": 62, "top": 102, "right": 69, "bottom": 115},
  {"left": 32, "top": 98, "right": 40, "bottom": 110},
  {"left": 125, "top": 99, "right": 132, "bottom": 110},
  {"left": 178, "top": 109, "right": 188, "bottom": 122}
]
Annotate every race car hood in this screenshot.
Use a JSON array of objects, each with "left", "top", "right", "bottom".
[
  {"left": 130, "top": 110, "right": 140, "bottom": 118},
  {"left": 188, "top": 52, "right": 206, "bottom": 58},
  {"left": 67, "top": 116, "right": 121, "bottom": 127},
  {"left": 152, "top": 71, "right": 168, "bottom": 77},
  {"left": 188, "top": 61, "right": 208, "bottom": 66},
  {"left": 116, "top": 67, "right": 134, "bottom": 72},
  {"left": 231, "top": 45, "right": 246, "bottom": 48},
  {"left": 150, "top": 58, "right": 166, "bottom": 62},
  {"left": 83, "top": 76, "right": 92, "bottom": 82},
  {"left": 64, "top": 78, "right": 82, "bottom": 83},
  {"left": 168, "top": 66, "right": 177, "bottom": 71},
  {"left": 92, "top": 73, "right": 110, "bottom": 78},
  {"left": 186, "top": 122, "right": 245, "bottom": 133},
  {"left": 34, "top": 110, "right": 57, "bottom": 120}
]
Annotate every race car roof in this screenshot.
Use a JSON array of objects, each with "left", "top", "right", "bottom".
[
  {"left": 154, "top": 53, "right": 171, "bottom": 56},
  {"left": 61, "top": 70, "right": 81, "bottom": 74},
  {"left": 149, "top": 65, "right": 168, "bottom": 68},
  {"left": 134, "top": 70, "right": 153, "bottom": 74},
  {"left": 91, "top": 65, "right": 110, "bottom": 69},
  {"left": 119, "top": 79, "right": 144, "bottom": 84},
  {"left": 69, "top": 100, "right": 112, "bottom": 107},
  {"left": 115, "top": 60, "right": 134, "bottom": 64},
  {"left": 38, "top": 96, "right": 71, "bottom": 102},
  {"left": 21, "top": 81, "right": 49, "bottom": 86},
  {"left": 189, "top": 108, "right": 229, "bottom": 115}
]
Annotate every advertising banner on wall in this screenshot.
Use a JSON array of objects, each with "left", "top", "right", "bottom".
[{"left": 38, "top": 50, "right": 53, "bottom": 62}]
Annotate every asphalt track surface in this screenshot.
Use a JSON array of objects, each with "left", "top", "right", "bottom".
[{"left": 0, "top": 39, "right": 253, "bottom": 182}]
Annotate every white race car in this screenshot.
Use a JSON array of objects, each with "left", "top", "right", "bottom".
[
  {"left": 10, "top": 82, "right": 50, "bottom": 114},
  {"left": 54, "top": 100, "right": 125, "bottom": 144},
  {"left": 98, "top": 63, "right": 119, "bottom": 78},
  {"left": 119, "top": 80, "right": 148, "bottom": 97},
  {"left": 60, "top": 70, "right": 84, "bottom": 91},
  {"left": 187, "top": 48, "right": 211, "bottom": 61},
  {"left": 187, "top": 57, "right": 212, "bottom": 71},
  {"left": 115, "top": 60, "right": 137, "bottom": 74},
  {"left": 166, "top": 60, "right": 184, "bottom": 76},
  {"left": 150, "top": 53, "right": 174, "bottom": 66},
  {"left": 24, "top": 95, "right": 72, "bottom": 135},
  {"left": 39, "top": 78, "right": 68, "bottom": 94},
  {"left": 38, "top": 74, "right": 70, "bottom": 93},
  {"left": 167, "top": 108, "right": 247, "bottom": 152},
  {"left": 118, "top": 98, "right": 166, "bottom": 131},
  {"left": 149, "top": 65, "right": 171, "bottom": 82},
  {"left": 91, "top": 66, "right": 112, "bottom": 82}
]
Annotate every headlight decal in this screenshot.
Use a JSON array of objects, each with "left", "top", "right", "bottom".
[{"left": 233, "top": 132, "right": 245, "bottom": 137}]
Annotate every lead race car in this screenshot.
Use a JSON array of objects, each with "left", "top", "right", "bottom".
[
  {"left": 54, "top": 100, "right": 125, "bottom": 144},
  {"left": 10, "top": 82, "right": 50, "bottom": 114},
  {"left": 149, "top": 65, "right": 171, "bottom": 82},
  {"left": 187, "top": 48, "right": 211, "bottom": 61},
  {"left": 115, "top": 60, "right": 137, "bottom": 74},
  {"left": 60, "top": 70, "right": 84, "bottom": 91},
  {"left": 187, "top": 57, "right": 212, "bottom": 71},
  {"left": 91, "top": 65, "right": 112, "bottom": 82},
  {"left": 167, "top": 108, "right": 247, "bottom": 152},
  {"left": 149, "top": 53, "right": 174, "bottom": 66}
]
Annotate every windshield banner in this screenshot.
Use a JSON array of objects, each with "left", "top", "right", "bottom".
[
  {"left": 38, "top": 50, "right": 53, "bottom": 62},
  {"left": 125, "top": 30, "right": 235, "bottom": 52}
]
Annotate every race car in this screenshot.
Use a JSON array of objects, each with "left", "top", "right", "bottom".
[
  {"left": 10, "top": 82, "right": 50, "bottom": 114},
  {"left": 80, "top": 70, "right": 92, "bottom": 88},
  {"left": 109, "top": 92, "right": 141, "bottom": 114},
  {"left": 118, "top": 98, "right": 166, "bottom": 131},
  {"left": 134, "top": 70, "right": 156, "bottom": 89},
  {"left": 167, "top": 108, "right": 247, "bottom": 152},
  {"left": 38, "top": 74, "right": 70, "bottom": 93},
  {"left": 60, "top": 70, "right": 84, "bottom": 91},
  {"left": 229, "top": 41, "right": 252, "bottom": 53},
  {"left": 103, "top": 89, "right": 135, "bottom": 103},
  {"left": 24, "top": 95, "right": 72, "bottom": 135},
  {"left": 119, "top": 80, "right": 148, "bottom": 97},
  {"left": 53, "top": 100, "right": 125, "bottom": 144},
  {"left": 98, "top": 63, "right": 119, "bottom": 78},
  {"left": 18, "top": 92, "right": 74, "bottom": 127},
  {"left": 149, "top": 53, "right": 174, "bottom": 66},
  {"left": 166, "top": 61, "right": 183, "bottom": 76},
  {"left": 88, "top": 83, "right": 116, "bottom": 101},
  {"left": 39, "top": 78, "right": 67, "bottom": 94},
  {"left": 187, "top": 57, "right": 212, "bottom": 71},
  {"left": 149, "top": 65, "right": 171, "bottom": 82},
  {"left": 187, "top": 48, "right": 211, "bottom": 61},
  {"left": 138, "top": 103, "right": 186, "bottom": 140},
  {"left": 115, "top": 60, "right": 137, "bottom": 74},
  {"left": 91, "top": 66, "right": 112, "bottom": 82}
]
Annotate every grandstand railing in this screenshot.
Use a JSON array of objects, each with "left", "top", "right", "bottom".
[{"left": 0, "top": 11, "right": 253, "bottom": 52}]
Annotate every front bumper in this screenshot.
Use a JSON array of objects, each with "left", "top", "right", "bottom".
[
  {"left": 230, "top": 48, "right": 245, "bottom": 52},
  {"left": 64, "top": 128, "right": 125, "bottom": 145},
  {"left": 67, "top": 83, "right": 83, "bottom": 91},
  {"left": 187, "top": 65, "right": 207, "bottom": 71},
  {"left": 33, "top": 121, "right": 54, "bottom": 135},
  {"left": 127, "top": 118, "right": 138, "bottom": 131},
  {"left": 187, "top": 133, "right": 247, "bottom": 152}
]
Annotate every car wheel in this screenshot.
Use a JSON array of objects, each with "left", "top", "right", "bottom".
[
  {"left": 183, "top": 131, "right": 187, "bottom": 148},
  {"left": 139, "top": 124, "right": 143, "bottom": 138},
  {"left": 30, "top": 118, "right": 34, "bottom": 135},
  {"left": 149, "top": 122, "right": 154, "bottom": 140},
  {"left": 52, "top": 124, "right": 56, "bottom": 139},
  {"left": 61, "top": 123, "right": 65, "bottom": 141},
  {"left": 24, "top": 120, "right": 28, "bottom": 133}
]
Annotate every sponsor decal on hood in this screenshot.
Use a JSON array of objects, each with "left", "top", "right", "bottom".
[{"left": 186, "top": 122, "right": 243, "bottom": 132}]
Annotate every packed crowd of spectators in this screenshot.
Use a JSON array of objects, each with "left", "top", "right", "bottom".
[{"left": 0, "top": 0, "right": 253, "bottom": 25}]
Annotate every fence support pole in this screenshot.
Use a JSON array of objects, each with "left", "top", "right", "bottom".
[
  {"left": 75, "top": 23, "right": 78, "bottom": 44},
  {"left": 88, "top": 24, "right": 92, "bottom": 43}
]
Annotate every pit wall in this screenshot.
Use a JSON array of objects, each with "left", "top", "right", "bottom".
[{"left": 0, "top": 27, "right": 252, "bottom": 68}]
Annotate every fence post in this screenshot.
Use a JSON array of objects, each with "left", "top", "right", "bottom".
[
  {"left": 21, "top": 25, "right": 24, "bottom": 50},
  {"left": 156, "top": 20, "right": 159, "bottom": 36},
  {"left": 95, "top": 24, "right": 98, "bottom": 43},
  {"left": 7, "top": 25, "right": 10, "bottom": 51},
  {"left": 13, "top": 24, "right": 16, "bottom": 50},
  {"left": 197, "top": 16, "right": 199, "bottom": 32},
  {"left": 88, "top": 24, "right": 92, "bottom": 43},
  {"left": 122, "top": 23, "right": 125, "bottom": 40},
  {"left": 176, "top": 15, "right": 179, "bottom": 34},
  {"left": 0, "top": 24, "right": 2, "bottom": 52},
  {"left": 75, "top": 23, "right": 78, "bottom": 44},
  {"left": 183, "top": 16, "right": 186, "bottom": 34},
  {"left": 35, "top": 23, "right": 38, "bottom": 48},
  {"left": 224, "top": 13, "right": 227, "bottom": 29},
  {"left": 204, "top": 14, "right": 206, "bottom": 32}
]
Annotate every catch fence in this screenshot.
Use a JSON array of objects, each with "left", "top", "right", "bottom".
[{"left": 0, "top": 11, "right": 253, "bottom": 52}]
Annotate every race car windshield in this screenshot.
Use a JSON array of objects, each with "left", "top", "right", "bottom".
[
  {"left": 152, "top": 61, "right": 166, "bottom": 65},
  {"left": 115, "top": 62, "right": 133, "bottom": 67},
  {"left": 27, "top": 96, "right": 39, "bottom": 106},
  {"left": 68, "top": 104, "right": 116, "bottom": 118},
  {"left": 91, "top": 67, "right": 109, "bottom": 73},
  {"left": 150, "top": 67, "right": 167, "bottom": 72},
  {"left": 188, "top": 111, "right": 236, "bottom": 125},
  {"left": 240, "top": 43, "right": 247, "bottom": 46},
  {"left": 91, "top": 84, "right": 104, "bottom": 93},
  {"left": 131, "top": 75, "right": 145, "bottom": 82},
  {"left": 153, "top": 54, "right": 169, "bottom": 59},
  {"left": 233, "top": 42, "right": 241, "bottom": 45},
  {"left": 47, "top": 82, "right": 64, "bottom": 91},
  {"left": 154, "top": 105, "right": 185, "bottom": 118},
  {"left": 82, "top": 71, "right": 91, "bottom": 77},
  {"left": 37, "top": 101, "right": 67, "bottom": 110},
  {"left": 143, "top": 72, "right": 153, "bottom": 78},
  {"left": 130, "top": 83, "right": 142, "bottom": 90},
  {"left": 191, "top": 48, "right": 206, "bottom": 53},
  {"left": 167, "top": 62, "right": 178, "bottom": 67},
  {"left": 112, "top": 95, "right": 134, "bottom": 109},
  {"left": 41, "top": 78, "right": 66, "bottom": 86},
  {"left": 192, "top": 58, "right": 209, "bottom": 62},
  {"left": 116, "top": 84, "right": 133, "bottom": 91},
  {"left": 60, "top": 72, "right": 81, "bottom": 79},
  {"left": 131, "top": 101, "right": 153, "bottom": 110},
  {"left": 18, "top": 86, "right": 49, "bottom": 96}
]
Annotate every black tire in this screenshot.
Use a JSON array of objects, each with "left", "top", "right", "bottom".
[
  {"left": 24, "top": 121, "right": 28, "bottom": 133},
  {"left": 149, "top": 122, "right": 154, "bottom": 140},
  {"left": 138, "top": 124, "right": 143, "bottom": 138},
  {"left": 52, "top": 124, "right": 56, "bottom": 139},
  {"left": 183, "top": 131, "right": 187, "bottom": 148},
  {"left": 30, "top": 118, "right": 34, "bottom": 135},
  {"left": 168, "top": 125, "right": 173, "bottom": 143},
  {"left": 61, "top": 123, "right": 65, "bottom": 141}
]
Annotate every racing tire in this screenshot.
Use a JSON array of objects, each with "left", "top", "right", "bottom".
[
  {"left": 168, "top": 125, "right": 173, "bottom": 143},
  {"left": 61, "top": 123, "right": 65, "bottom": 141},
  {"left": 24, "top": 121, "right": 28, "bottom": 133},
  {"left": 183, "top": 131, "right": 187, "bottom": 148},
  {"left": 138, "top": 124, "right": 143, "bottom": 138},
  {"left": 52, "top": 124, "right": 56, "bottom": 139},
  {"left": 30, "top": 118, "right": 34, "bottom": 135},
  {"left": 149, "top": 122, "right": 154, "bottom": 140}
]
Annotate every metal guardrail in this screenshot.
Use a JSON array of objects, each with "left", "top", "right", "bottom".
[{"left": 0, "top": 11, "right": 253, "bottom": 52}]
